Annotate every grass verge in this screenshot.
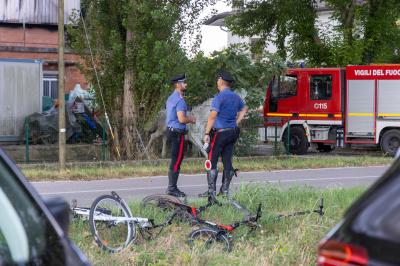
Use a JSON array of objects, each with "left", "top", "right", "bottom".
[
  {"left": 23, "top": 155, "right": 390, "bottom": 181},
  {"left": 70, "top": 185, "right": 366, "bottom": 266}
]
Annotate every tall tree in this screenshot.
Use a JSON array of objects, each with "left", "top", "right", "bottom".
[
  {"left": 226, "top": 0, "right": 330, "bottom": 65},
  {"left": 68, "top": 0, "right": 213, "bottom": 159},
  {"left": 225, "top": 0, "right": 400, "bottom": 66},
  {"left": 324, "top": 0, "right": 400, "bottom": 65}
]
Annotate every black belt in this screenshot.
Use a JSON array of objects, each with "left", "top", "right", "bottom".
[
  {"left": 168, "top": 127, "right": 187, "bottom": 134},
  {"left": 214, "top": 128, "right": 236, "bottom": 133}
]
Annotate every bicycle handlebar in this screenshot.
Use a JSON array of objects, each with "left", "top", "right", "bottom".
[
  {"left": 275, "top": 197, "right": 324, "bottom": 220},
  {"left": 315, "top": 197, "right": 324, "bottom": 216}
]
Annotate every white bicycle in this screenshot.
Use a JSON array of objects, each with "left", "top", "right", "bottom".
[{"left": 72, "top": 191, "right": 180, "bottom": 253}]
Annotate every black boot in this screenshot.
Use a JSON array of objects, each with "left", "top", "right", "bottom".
[
  {"left": 207, "top": 169, "right": 218, "bottom": 202},
  {"left": 198, "top": 170, "right": 217, "bottom": 197},
  {"left": 166, "top": 170, "right": 186, "bottom": 197},
  {"left": 217, "top": 171, "right": 226, "bottom": 196},
  {"left": 218, "top": 169, "right": 235, "bottom": 196}
]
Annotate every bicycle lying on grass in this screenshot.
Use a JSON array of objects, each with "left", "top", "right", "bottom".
[
  {"left": 142, "top": 194, "right": 324, "bottom": 252},
  {"left": 71, "top": 192, "right": 250, "bottom": 252},
  {"left": 142, "top": 194, "right": 263, "bottom": 252},
  {"left": 71, "top": 192, "right": 324, "bottom": 253},
  {"left": 72, "top": 192, "right": 179, "bottom": 253},
  {"left": 187, "top": 202, "right": 262, "bottom": 252},
  {"left": 72, "top": 191, "right": 223, "bottom": 253}
]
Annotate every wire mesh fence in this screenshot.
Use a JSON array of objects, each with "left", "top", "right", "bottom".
[
  {"left": 0, "top": 114, "right": 109, "bottom": 163},
  {"left": 1, "top": 114, "right": 289, "bottom": 164}
]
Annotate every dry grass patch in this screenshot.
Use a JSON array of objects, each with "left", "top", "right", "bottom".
[{"left": 23, "top": 155, "right": 390, "bottom": 181}]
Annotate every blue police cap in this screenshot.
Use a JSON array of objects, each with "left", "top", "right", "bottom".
[
  {"left": 217, "top": 70, "right": 234, "bottom": 83},
  {"left": 171, "top": 73, "right": 187, "bottom": 84}
]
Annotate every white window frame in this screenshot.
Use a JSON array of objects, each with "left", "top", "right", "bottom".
[{"left": 43, "top": 75, "right": 58, "bottom": 100}]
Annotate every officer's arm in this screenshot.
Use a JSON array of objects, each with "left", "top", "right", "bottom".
[
  {"left": 236, "top": 106, "right": 249, "bottom": 126},
  {"left": 205, "top": 111, "right": 218, "bottom": 134},
  {"left": 177, "top": 111, "right": 193, "bottom": 124}
]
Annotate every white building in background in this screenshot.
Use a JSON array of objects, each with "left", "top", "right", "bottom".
[{"left": 203, "top": 1, "right": 335, "bottom": 59}]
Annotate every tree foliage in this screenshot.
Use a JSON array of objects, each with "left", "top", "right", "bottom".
[
  {"left": 68, "top": 0, "right": 214, "bottom": 159},
  {"left": 327, "top": 0, "right": 400, "bottom": 64},
  {"left": 225, "top": 0, "right": 400, "bottom": 66},
  {"left": 185, "top": 45, "right": 284, "bottom": 107}
]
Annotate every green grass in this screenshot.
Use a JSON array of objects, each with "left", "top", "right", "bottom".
[
  {"left": 23, "top": 155, "right": 390, "bottom": 181},
  {"left": 70, "top": 185, "right": 366, "bottom": 266}
]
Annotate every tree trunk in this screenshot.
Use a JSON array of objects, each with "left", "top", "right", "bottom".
[
  {"left": 120, "top": 29, "right": 138, "bottom": 159},
  {"left": 343, "top": 0, "right": 356, "bottom": 44}
]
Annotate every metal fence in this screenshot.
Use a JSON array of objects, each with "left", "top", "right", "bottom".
[
  {"left": 0, "top": 115, "right": 109, "bottom": 163},
  {"left": 1, "top": 115, "right": 291, "bottom": 163}
]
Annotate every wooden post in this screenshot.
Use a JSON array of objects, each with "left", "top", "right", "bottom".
[{"left": 58, "top": 0, "right": 66, "bottom": 170}]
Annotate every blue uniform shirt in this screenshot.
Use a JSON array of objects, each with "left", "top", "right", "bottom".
[
  {"left": 166, "top": 91, "right": 187, "bottom": 130},
  {"left": 211, "top": 88, "right": 245, "bottom": 129}
]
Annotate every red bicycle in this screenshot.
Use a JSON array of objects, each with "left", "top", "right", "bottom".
[{"left": 142, "top": 194, "right": 262, "bottom": 252}]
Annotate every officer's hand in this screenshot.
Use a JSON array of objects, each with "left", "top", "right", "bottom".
[
  {"left": 189, "top": 115, "right": 196, "bottom": 124},
  {"left": 203, "top": 134, "right": 210, "bottom": 144}
]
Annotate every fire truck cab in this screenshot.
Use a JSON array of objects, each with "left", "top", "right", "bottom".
[{"left": 264, "top": 65, "right": 400, "bottom": 156}]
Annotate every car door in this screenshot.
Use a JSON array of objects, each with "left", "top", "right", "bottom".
[{"left": 0, "top": 149, "right": 89, "bottom": 265}]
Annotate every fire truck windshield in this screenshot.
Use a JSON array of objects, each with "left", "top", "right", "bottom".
[{"left": 271, "top": 75, "right": 297, "bottom": 99}]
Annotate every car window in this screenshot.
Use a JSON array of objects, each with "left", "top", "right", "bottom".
[
  {"left": 0, "top": 159, "right": 66, "bottom": 265},
  {"left": 280, "top": 75, "right": 298, "bottom": 97},
  {"left": 270, "top": 75, "right": 298, "bottom": 99},
  {"left": 0, "top": 228, "right": 12, "bottom": 265},
  {"left": 351, "top": 176, "right": 400, "bottom": 244},
  {"left": 0, "top": 186, "right": 30, "bottom": 263}
]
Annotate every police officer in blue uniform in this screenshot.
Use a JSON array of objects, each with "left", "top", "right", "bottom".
[
  {"left": 202, "top": 70, "right": 248, "bottom": 199},
  {"left": 165, "top": 73, "right": 196, "bottom": 197}
]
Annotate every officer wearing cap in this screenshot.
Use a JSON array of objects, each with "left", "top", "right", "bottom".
[
  {"left": 165, "top": 73, "right": 196, "bottom": 197},
  {"left": 201, "top": 70, "right": 248, "bottom": 199}
]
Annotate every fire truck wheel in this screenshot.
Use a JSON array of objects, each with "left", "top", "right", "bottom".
[
  {"left": 316, "top": 143, "right": 335, "bottom": 153},
  {"left": 380, "top": 129, "right": 400, "bottom": 156},
  {"left": 282, "top": 126, "right": 309, "bottom": 155}
]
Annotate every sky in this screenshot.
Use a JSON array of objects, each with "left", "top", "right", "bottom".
[{"left": 199, "top": 1, "right": 231, "bottom": 56}]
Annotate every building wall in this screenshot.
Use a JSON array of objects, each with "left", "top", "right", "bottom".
[
  {"left": 0, "top": 25, "right": 88, "bottom": 92},
  {"left": 0, "top": 26, "right": 58, "bottom": 48},
  {"left": 0, "top": 0, "right": 80, "bottom": 25},
  {"left": 0, "top": 49, "right": 88, "bottom": 92},
  {"left": 0, "top": 60, "right": 42, "bottom": 140}
]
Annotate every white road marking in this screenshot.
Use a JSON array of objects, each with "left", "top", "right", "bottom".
[
  {"left": 31, "top": 166, "right": 387, "bottom": 184},
  {"left": 38, "top": 175, "right": 379, "bottom": 195}
]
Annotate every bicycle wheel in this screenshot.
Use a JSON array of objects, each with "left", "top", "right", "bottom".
[
  {"left": 187, "top": 228, "right": 232, "bottom": 252},
  {"left": 141, "top": 194, "right": 182, "bottom": 211},
  {"left": 142, "top": 194, "right": 197, "bottom": 223},
  {"left": 89, "top": 194, "right": 135, "bottom": 253}
]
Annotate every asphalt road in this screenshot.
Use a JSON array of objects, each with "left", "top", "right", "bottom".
[{"left": 31, "top": 165, "right": 388, "bottom": 206}]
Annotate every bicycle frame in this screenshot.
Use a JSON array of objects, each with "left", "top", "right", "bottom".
[
  {"left": 196, "top": 203, "right": 262, "bottom": 233},
  {"left": 156, "top": 194, "right": 262, "bottom": 234},
  {"left": 187, "top": 198, "right": 324, "bottom": 252},
  {"left": 93, "top": 212, "right": 151, "bottom": 225},
  {"left": 186, "top": 202, "right": 262, "bottom": 252}
]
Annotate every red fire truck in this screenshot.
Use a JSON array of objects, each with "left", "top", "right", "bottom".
[{"left": 264, "top": 65, "right": 400, "bottom": 155}]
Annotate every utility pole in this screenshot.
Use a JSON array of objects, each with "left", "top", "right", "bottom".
[{"left": 58, "top": 0, "right": 66, "bottom": 170}]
